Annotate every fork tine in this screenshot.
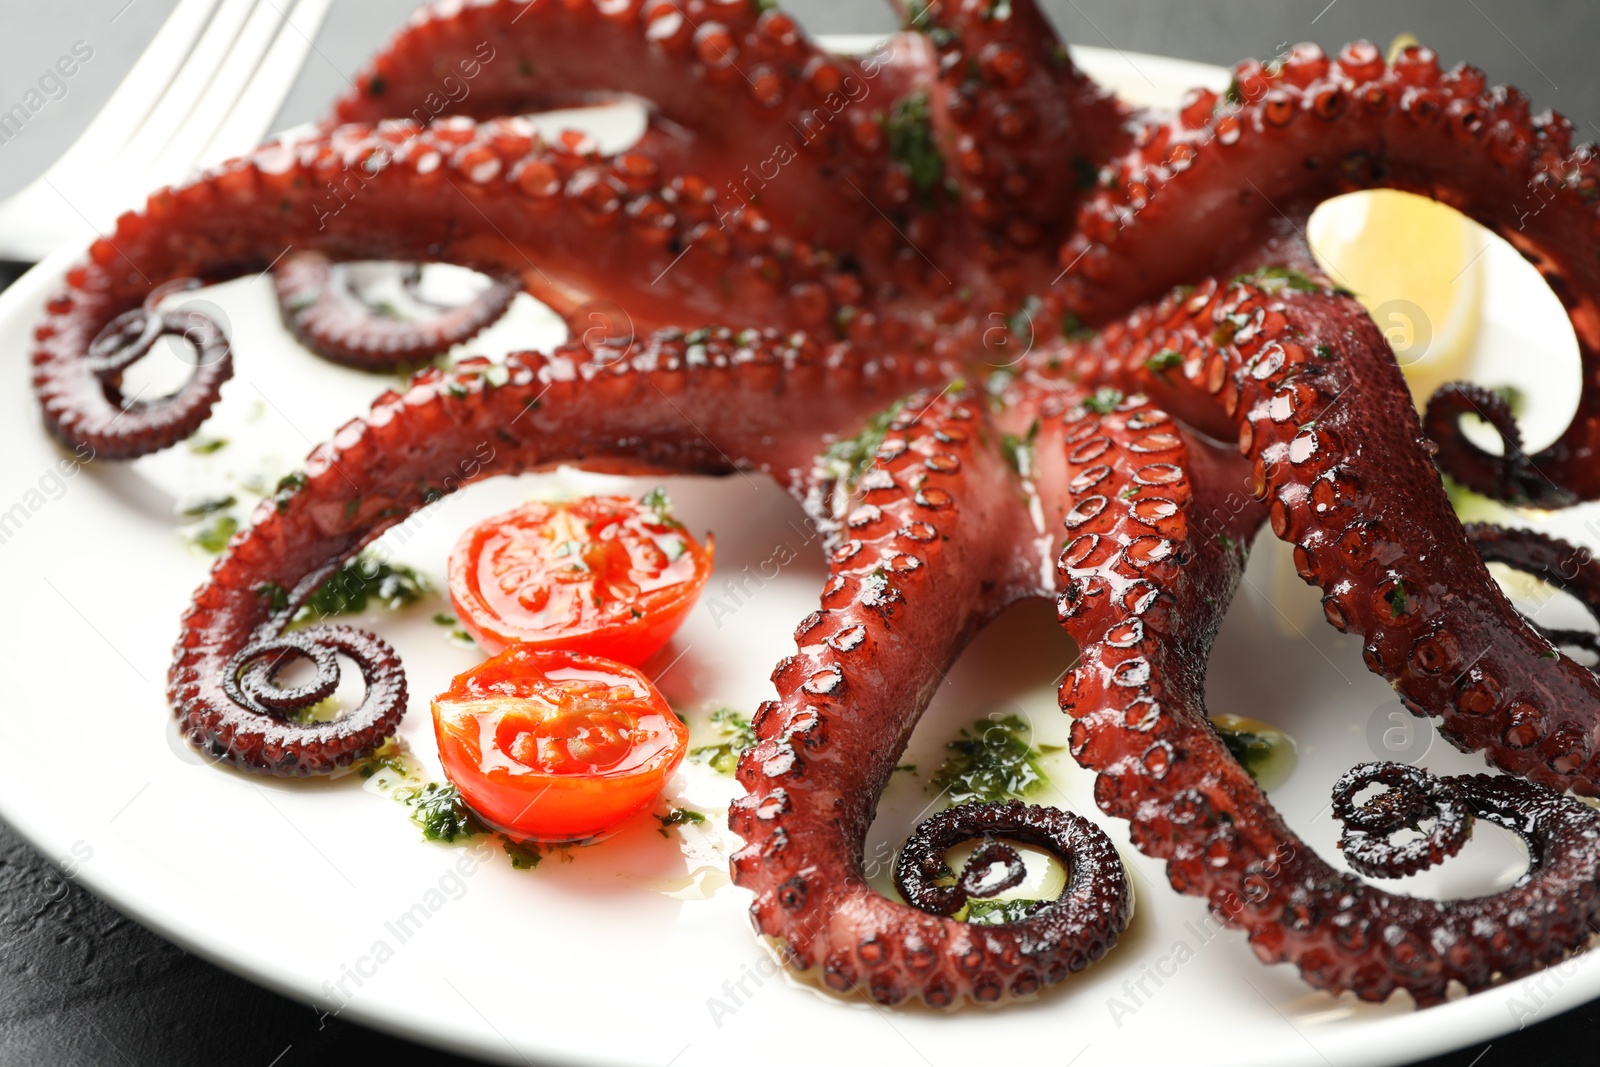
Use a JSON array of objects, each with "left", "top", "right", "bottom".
[
  {"left": 199, "top": 0, "right": 335, "bottom": 167},
  {"left": 110, "top": 0, "right": 260, "bottom": 191},
  {"left": 148, "top": 0, "right": 296, "bottom": 189},
  {"left": 197, "top": 0, "right": 336, "bottom": 170}
]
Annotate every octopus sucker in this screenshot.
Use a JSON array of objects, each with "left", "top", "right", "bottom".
[{"left": 26, "top": 0, "right": 1600, "bottom": 1014}]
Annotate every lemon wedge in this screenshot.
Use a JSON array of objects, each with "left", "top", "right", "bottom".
[{"left": 1308, "top": 189, "right": 1487, "bottom": 408}]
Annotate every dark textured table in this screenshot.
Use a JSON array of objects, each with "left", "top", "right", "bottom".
[{"left": 1, "top": 1, "right": 1597, "bottom": 1063}]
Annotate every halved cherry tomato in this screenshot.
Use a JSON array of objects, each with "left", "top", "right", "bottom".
[
  {"left": 432, "top": 647, "right": 688, "bottom": 841},
  {"left": 447, "top": 492, "right": 712, "bottom": 665}
]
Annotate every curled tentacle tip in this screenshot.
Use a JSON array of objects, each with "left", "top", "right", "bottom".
[
  {"left": 1332, "top": 763, "right": 1471, "bottom": 879},
  {"left": 1424, "top": 381, "right": 1567, "bottom": 508}
]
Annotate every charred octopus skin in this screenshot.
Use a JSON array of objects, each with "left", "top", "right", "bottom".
[{"left": 20, "top": 0, "right": 1600, "bottom": 1012}]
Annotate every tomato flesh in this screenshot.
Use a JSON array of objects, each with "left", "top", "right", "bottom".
[
  {"left": 448, "top": 494, "right": 712, "bottom": 665},
  {"left": 432, "top": 647, "right": 687, "bottom": 841}
]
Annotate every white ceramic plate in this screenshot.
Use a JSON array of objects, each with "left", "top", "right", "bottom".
[{"left": 0, "top": 42, "right": 1593, "bottom": 1067}]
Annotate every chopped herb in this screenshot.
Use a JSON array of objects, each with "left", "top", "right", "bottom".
[
  {"left": 358, "top": 738, "right": 412, "bottom": 781},
  {"left": 1145, "top": 349, "right": 1183, "bottom": 373},
  {"left": 1236, "top": 266, "right": 1323, "bottom": 293},
  {"left": 963, "top": 898, "right": 1041, "bottom": 925},
  {"left": 931, "top": 714, "right": 1048, "bottom": 805},
  {"left": 1386, "top": 580, "right": 1409, "bottom": 618},
  {"left": 254, "top": 582, "right": 291, "bottom": 614},
  {"left": 1223, "top": 78, "right": 1244, "bottom": 107},
  {"left": 298, "top": 551, "right": 430, "bottom": 621},
  {"left": 834, "top": 305, "right": 858, "bottom": 337},
  {"left": 657, "top": 807, "right": 707, "bottom": 837},
  {"left": 820, "top": 397, "right": 910, "bottom": 491},
  {"left": 1061, "top": 311, "right": 1098, "bottom": 342},
  {"left": 190, "top": 514, "right": 239, "bottom": 554},
  {"left": 1314, "top": 343, "right": 1334, "bottom": 360},
  {"left": 395, "top": 782, "right": 485, "bottom": 843},
  {"left": 893, "top": 764, "right": 918, "bottom": 774},
  {"left": 1220, "top": 728, "right": 1273, "bottom": 779},
  {"left": 691, "top": 708, "right": 758, "bottom": 774},
  {"left": 1000, "top": 419, "right": 1041, "bottom": 475},
  {"left": 886, "top": 91, "right": 943, "bottom": 193},
  {"left": 504, "top": 840, "right": 543, "bottom": 870},
  {"left": 1490, "top": 383, "right": 1527, "bottom": 418},
  {"left": 432, "top": 613, "right": 457, "bottom": 627},
  {"left": 1216, "top": 532, "right": 1238, "bottom": 552},
  {"left": 448, "top": 628, "right": 477, "bottom": 648},
  {"left": 685, "top": 327, "right": 713, "bottom": 345},
  {"left": 1082, "top": 387, "right": 1124, "bottom": 414},
  {"left": 1008, "top": 296, "right": 1042, "bottom": 341},
  {"left": 189, "top": 436, "right": 229, "bottom": 455},
  {"left": 178, "top": 494, "right": 236, "bottom": 518},
  {"left": 273, "top": 472, "right": 307, "bottom": 512},
  {"left": 1072, "top": 156, "right": 1097, "bottom": 191},
  {"left": 1212, "top": 714, "right": 1297, "bottom": 789},
  {"left": 640, "top": 487, "right": 686, "bottom": 530}
]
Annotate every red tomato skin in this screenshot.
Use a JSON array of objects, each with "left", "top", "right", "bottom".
[
  {"left": 446, "top": 497, "right": 713, "bottom": 666},
  {"left": 431, "top": 647, "right": 688, "bottom": 842}
]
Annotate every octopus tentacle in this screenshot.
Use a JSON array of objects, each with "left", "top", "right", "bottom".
[
  {"left": 169, "top": 328, "right": 948, "bottom": 774},
  {"left": 330, "top": 0, "right": 923, "bottom": 258},
  {"left": 273, "top": 253, "right": 520, "bottom": 370},
  {"left": 1330, "top": 763, "right": 1472, "bottom": 879},
  {"left": 1048, "top": 374, "right": 1600, "bottom": 1004},
  {"left": 1467, "top": 522, "right": 1600, "bottom": 656},
  {"left": 1076, "top": 274, "right": 1600, "bottom": 794},
  {"left": 1421, "top": 382, "right": 1549, "bottom": 504},
  {"left": 893, "top": 799, "right": 1128, "bottom": 929},
  {"left": 730, "top": 384, "right": 1130, "bottom": 1007},
  {"left": 34, "top": 116, "right": 908, "bottom": 457},
  {"left": 334, "top": 0, "right": 887, "bottom": 146},
  {"left": 1056, "top": 41, "right": 1600, "bottom": 506}
]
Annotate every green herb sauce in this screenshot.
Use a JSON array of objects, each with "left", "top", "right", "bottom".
[
  {"left": 657, "top": 807, "right": 707, "bottom": 837},
  {"left": 690, "top": 708, "right": 757, "bottom": 775},
  {"left": 1212, "top": 714, "right": 1297, "bottom": 790},
  {"left": 931, "top": 714, "right": 1048, "bottom": 805},
  {"left": 394, "top": 782, "right": 486, "bottom": 844},
  {"left": 821, "top": 397, "right": 910, "bottom": 491},
  {"left": 296, "top": 551, "right": 429, "bottom": 622}
]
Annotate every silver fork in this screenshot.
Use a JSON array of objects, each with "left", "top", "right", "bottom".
[{"left": 0, "top": 0, "right": 333, "bottom": 263}]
